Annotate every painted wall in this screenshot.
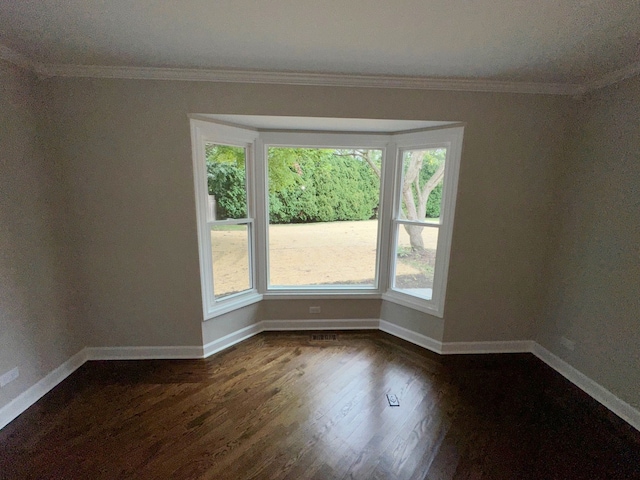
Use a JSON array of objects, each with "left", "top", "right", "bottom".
[
  {"left": 44, "top": 77, "right": 569, "bottom": 348},
  {"left": 538, "top": 75, "right": 640, "bottom": 410},
  {"left": 380, "top": 301, "right": 444, "bottom": 341},
  {"left": 0, "top": 62, "right": 83, "bottom": 411}
]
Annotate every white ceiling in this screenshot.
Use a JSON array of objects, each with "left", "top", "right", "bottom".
[{"left": 0, "top": 0, "right": 639, "bottom": 84}]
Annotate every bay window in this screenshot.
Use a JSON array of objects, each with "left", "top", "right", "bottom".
[{"left": 191, "top": 116, "right": 463, "bottom": 319}]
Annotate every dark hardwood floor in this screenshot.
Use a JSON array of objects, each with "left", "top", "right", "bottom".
[{"left": 1, "top": 331, "right": 639, "bottom": 479}]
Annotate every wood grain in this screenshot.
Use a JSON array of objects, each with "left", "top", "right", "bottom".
[{"left": 1, "top": 331, "right": 638, "bottom": 479}]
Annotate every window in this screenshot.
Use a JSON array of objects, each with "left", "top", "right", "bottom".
[
  {"left": 266, "top": 147, "right": 382, "bottom": 289},
  {"left": 206, "top": 143, "right": 252, "bottom": 298},
  {"left": 384, "top": 128, "right": 463, "bottom": 315},
  {"left": 191, "top": 117, "right": 463, "bottom": 319},
  {"left": 191, "top": 121, "right": 260, "bottom": 318},
  {"left": 392, "top": 147, "right": 444, "bottom": 300}
]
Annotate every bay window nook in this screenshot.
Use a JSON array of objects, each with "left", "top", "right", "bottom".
[{"left": 191, "top": 116, "right": 463, "bottom": 320}]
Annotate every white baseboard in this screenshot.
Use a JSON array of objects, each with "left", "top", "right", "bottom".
[
  {"left": 203, "top": 323, "right": 263, "bottom": 358},
  {"left": 202, "top": 319, "right": 380, "bottom": 358},
  {"left": 377, "top": 324, "right": 535, "bottom": 356},
  {"left": 378, "top": 321, "right": 639, "bottom": 432},
  {"left": 440, "top": 340, "right": 535, "bottom": 354},
  {"left": 85, "top": 345, "right": 204, "bottom": 360},
  {"left": 261, "top": 318, "right": 380, "bottom": 331},
  {"left": 532, "top": 343, "right": 640, "bottom": 432},
  {"left": 379, "top": 319, "right": 442, "bottom": 354},
  {"left": 2, "top": 320, "right": 638, "bottom": 435},
  {"left": 0, "top": 349, "right": 87, "bottom": 430}
]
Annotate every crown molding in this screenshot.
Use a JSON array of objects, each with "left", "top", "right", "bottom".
[
  {"left": 4, "top": 42, "right": 639, "bottom": 96},
  {"left": 42, "top": 63, "right": 580, "bottom": 95},
  {"left": 0, "top": 45, "right": 49, "bottom": 76},
  {"left": 579, "top": 61, "right": 640, "bottom": 94}
]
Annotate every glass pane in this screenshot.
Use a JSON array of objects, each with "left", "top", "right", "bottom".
[
  {"left": 393, "top": 224, "right": 439, "bottom": 300},
  {"left": 205, "top": 143, "right": 247, "bottom": 220},
  {"left": 211, "top": 224, "right": 251, "bottom": 298},
  {"left": 399, "top": 148, "right": 446, "bottom": 223},
  {"left": 267, "top": 147, "right": 382, "bottom": 287}
]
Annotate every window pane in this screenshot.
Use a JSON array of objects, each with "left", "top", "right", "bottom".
[
  {"left": 205, "top": 144, "right": 247, "bottom": 220},
  {"left": 399, "top": 148, "right": 446, "bottom": 223},
  {"left": 267, "top": 147, "right": 382, "bottom": 287},
  {"left": 211, "top": 224, "right": 251, "bottom": 298},
  {"left": 268, "top": 221, "right": 379, "bottom": 287},
  {"left": 393, "top": 224, "right": 439, "bottom": 300}
]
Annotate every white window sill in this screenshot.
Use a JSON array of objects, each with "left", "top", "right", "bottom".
[
  {"left": 381, "top": 291, "right": 443, "bottom": 318},
  {"left": 264, "top": 288, "right": 381, "bottom": 300},
  {"left": 204, "top": 290, "right": 442, "bottom": 321},
  {"left": 205, "top": 292, "right": 263, "bottom": 320}
]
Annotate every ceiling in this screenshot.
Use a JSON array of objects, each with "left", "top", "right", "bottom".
[{"left": 0, "top": 0, "right": 639, "bottom": 86}]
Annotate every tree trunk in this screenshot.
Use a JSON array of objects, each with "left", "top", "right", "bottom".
[{"left": 404, "top": 224, "right": 424, "bottom": 251}]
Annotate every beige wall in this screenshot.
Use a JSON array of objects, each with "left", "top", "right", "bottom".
[
  {"left": 5, "top": 62, "right": 638, "bottom": 423},
  {"left": 0, "top": 62, "right": 83, "bottom": 411},
  {"left": 202, "top": 303, "right": 260, "bottom": 346},
  {"left": 381, "top": 301, "right": 444, "bottom": 341},
  {"left": 202, "top": 299, "right": 381, "bottom": 346},
  {"left": 44, "top": 77, "right": 570, "bottom": 348},
  {"left": 537, "top": 76, "right": 640, "bottom": 409},
  {"left": 0, "top": 64, "right": 640, "bottom": 424}
]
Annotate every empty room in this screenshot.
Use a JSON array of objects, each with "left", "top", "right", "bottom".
[{"left": 1, "top": 1, "right": 639, "bottom": 478}]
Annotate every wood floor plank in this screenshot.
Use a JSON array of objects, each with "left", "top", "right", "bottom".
[{"left": 1, "top": 331, "right": 639, "bottom": 479}]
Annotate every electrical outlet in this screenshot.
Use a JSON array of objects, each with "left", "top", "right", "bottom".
[
  {"left": 309, "top": 306, "right": 321, "bottom": 314},
  {"left": 0, "top": 367, "right": 19, "bottom": 387},
  {"left": 560, "top": 336, "right": 576, "bottom": 351}
]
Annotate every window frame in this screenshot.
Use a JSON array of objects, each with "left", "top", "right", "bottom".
[
  {"left": 381, "top": 127, "right": 464, "bottom": 317},
  {"left": 191, "top": 119, "right": 262, "bottom": 319},
  {"left": 191, "top": 117, "right": 463, "bottom": 320},
  {"left": 259, "top": 131, "right": 389, "bottom": 296}
]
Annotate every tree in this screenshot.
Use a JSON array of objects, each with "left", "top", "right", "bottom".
[
  {"left": 352, "top": 148, "right": 445, "bottom": 250},
  {"left": 268, "top": 148, "right": 379, "bottom": 223},
  {"left": 205, "top": 145, "right": 247, "bottom": 219},
  {"left": 400, "top": 149, "right": 445, "bottom": 250},
  {"left": 206, "top": 145, "right": 380, "bottom": 224},
  {"left": 205, "top": 143, "right": 442, "bottom": 251}
]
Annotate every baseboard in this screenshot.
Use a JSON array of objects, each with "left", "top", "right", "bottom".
[
  {"left": 0, "top": 348, "right": 87, "bottom": 430},
  {"left": 532, "top": 343, "right": 640, "bottom": 432},
  {"left": 379, "top": 319, "right": 442, "bottom": 354},
  {"left": 2, "top": 321, "right": 638, "bottom": 435},
  {"left": 261, "top": 318, "right": 380, "bottom": 331},
  {"left": 203, "top": 323, "right": 263, "bottom": 358},
  {"left": 85, "top": 345, "right": 204, "bottom": 360},
  {"left": 440, "top": 340, "right": 535, "bottom": 354}
]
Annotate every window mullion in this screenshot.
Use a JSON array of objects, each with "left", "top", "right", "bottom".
[
  {"left": 377, "top": 142, "right": 397, "bottom": 293},
  {"left": 253, "top": 137, "right": 268, "bottom": 294}
]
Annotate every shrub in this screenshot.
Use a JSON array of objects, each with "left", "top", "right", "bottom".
[
  {"left": 206, "top": 161, "right": 247, "bottom": 219},
  {"left": 207, "top": 147, "right": 381, "bottom": 224}
]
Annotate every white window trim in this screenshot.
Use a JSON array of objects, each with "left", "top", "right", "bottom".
[
  {"left": 191, "top": 117, "right": 463, "bottom": 321},
  {"left": 383, "top": 126, "right": 464, "bottom": 318},
  {"left": 259, "top": 131, "right": 389, "bottom": 294},
  {"left": 190, "top": 119, "right": 262, "bottom": 320}
]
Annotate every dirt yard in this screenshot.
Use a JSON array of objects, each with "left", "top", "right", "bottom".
[{"left": 211, "top": 220, "right": 438, "bottom": 295}]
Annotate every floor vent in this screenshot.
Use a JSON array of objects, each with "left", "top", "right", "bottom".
[{"left": 311, "top": 334, "right": 338, "bottom": 341}]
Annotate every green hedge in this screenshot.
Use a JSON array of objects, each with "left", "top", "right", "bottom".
[
  {"left": 267, "top": 155, "right": 380, "bottom": 223},
  {"left": 206, "top": 147, "right": 441, "bottom": 224}
]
